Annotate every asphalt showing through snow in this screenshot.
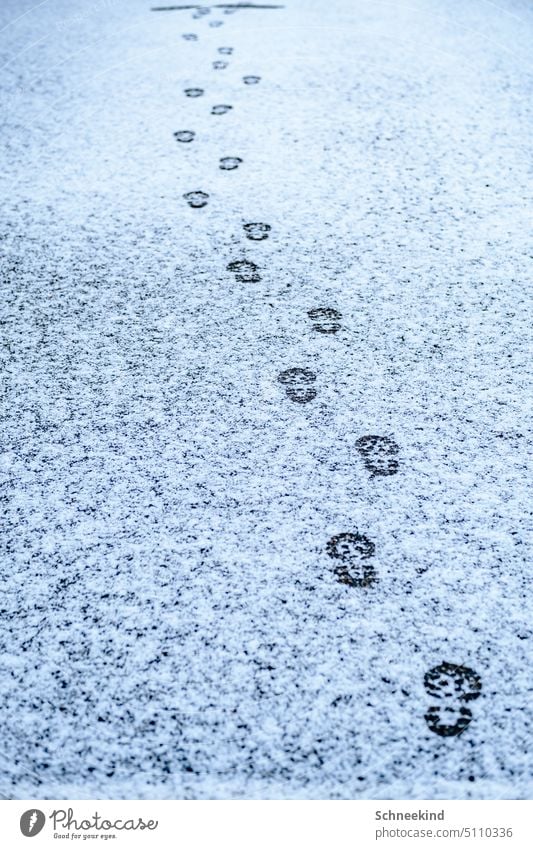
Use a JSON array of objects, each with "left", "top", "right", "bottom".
[{"left": 0, "top": 0, "right": 532, "bottom": 799}]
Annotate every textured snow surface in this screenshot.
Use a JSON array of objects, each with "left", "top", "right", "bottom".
[{"left": 0, "top": 0, "right": 532, "bottom": 800}]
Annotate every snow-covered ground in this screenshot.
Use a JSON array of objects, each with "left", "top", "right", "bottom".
[{"left": 0, "top": 0, "right": 532, "bottom": 799}]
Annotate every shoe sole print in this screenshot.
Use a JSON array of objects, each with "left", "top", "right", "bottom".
[{"left": 424, "top": 663, "right": 482, "bottom": 737}]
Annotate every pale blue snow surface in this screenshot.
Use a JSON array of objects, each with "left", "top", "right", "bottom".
[{"left": 0, "top": 0, "right": 532, "bottom": 800}]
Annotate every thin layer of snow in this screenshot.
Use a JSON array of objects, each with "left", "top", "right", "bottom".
[{"left": 0, "top": 0, "right": 531, "bottom": 800}]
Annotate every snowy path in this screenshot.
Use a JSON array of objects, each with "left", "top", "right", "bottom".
[{"left": 0, "top": 0, "right": 532, "bottom": 799}]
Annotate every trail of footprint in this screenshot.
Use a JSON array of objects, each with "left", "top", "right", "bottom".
[
  {"left": 243, "top": 222, "right": 271, "bottom": 241},
  {"left": 220, "top": 157, "right": 242, "bottom": 170},
  {"left": 308, "top": 307, "right": 342, "bottom": 334},
  {"left": 355, "top": 435, "right": 400, "bottom": 477},
  {"left": 326, "top": 532, "right": 377, "bottom": 587},
  {"left": 424, "top": 663, "right": 482, "bottom": 737},
  {"left": 174, "top": 130, "right": 195, "bottom": 143},
  {"left": 184, "top": 191, "right": 209, "bottom": 208},
  {"left": 176, "top": 1, "right": 390, "bottom": 618},
  {"left": 166, "top": 0, "right": 422, "bottom": 778},
  {"left": 227, "top": 260, "right": 261, "bottom": 282},
  {"left": 277, "top": 368, "right": 317, "bottom": 403}
]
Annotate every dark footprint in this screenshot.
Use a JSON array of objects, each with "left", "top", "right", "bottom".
[
  {"left": 174, "top": 130, "right": 195, "bottom": 143},
  {"left": 308, "top": 307, "right": 342, "bottom": 334},
  {"left": 243, "top": 222, "right": 271, "bottom": 241},
  {"left": 355, "top": 435, "right": 400, "bottom": 477},
  {"left": 209, "top": 20, "right": 223, "bottom": 27},
  {"left": 213, "top": 61, "right": 228, "bottom": 70},
  {"left": 218, "top": 47, "right": 234, "bottom": 55},
  {"left": 227, "top": 260, "right": 261, "bottom": 283},
  {"left": 220, "top": 157, "right": 242, "bottom": 170},
  {"left": 243, "top": 75, "right": 261, "bottom": 85},
  {"left": 182, "top": 33, "right": 198, "bottom": 41},
  {"left": 212, "top": 104, "right": 233, "bottom": 115},
  {"left": 192, "top": 7, "right": 210, "bottom": 18},
  {"left": 326, "top": 532, "right": 377, "bottom": 587},
  {"left": 424, "top": 662, "right": 482, "bottom": 737},
  {"left": 277, "top": 367, "right": 317, "bottom": 404},
  {"left": 184, "top": 87, "right": 204, "bottom": 97},
  {"left": 184, "top": 191, "right": 209, "bottom": 209}
]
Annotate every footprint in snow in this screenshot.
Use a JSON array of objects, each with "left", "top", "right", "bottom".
[
  {"left": 218, "top": 47, "right": 234, "bottom": 55},
  {"left": 355, "top": 435, "right": 400, "bottom": 477},
  {"left": 213, "top": 61, "right": 228, "bottom": 70},
  {"left": 212, "top": 104, "right": 233, "bottom": 115},
  {"left": 184, "top": 191, "right": 209, "bottom": 209},
  {"left": 326, "top": 532, "right": 377, "bottom": 587},
  {"left": 227, "top": 260, "right": 261, "bottom": 283},
  {"left": 174, "top": 131, "right": 195, "bottom": 143},
  {"left": 209, "top": 20, "right": 224, "bottom": 27},
  {"left": 220, "top": 157, "right": 242, "bottom": 170},
  {"left": 277, "top": 367, "right": 317, "bottom": 404},
  {"left": 424, "top": 662, "right": 482, "bottom": 737},
  {"left": 243, "top": 223, "right": 271, "bottom": 241},
  {"left": 184, "top": 88, "right": 204, "bottom": 98},
  {"left": 182, "top": 33, "right": 198, "bottom": 41},
  {"left": 243, "top": 75, "right": 261, "bottom": 85},
  {"left": 308, "top": 307, "right": 342, "bottom": 334}
]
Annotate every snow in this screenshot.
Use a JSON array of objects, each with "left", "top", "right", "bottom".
[{"left": 0, "top": 0, "right": 532, "bottom": 800}]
